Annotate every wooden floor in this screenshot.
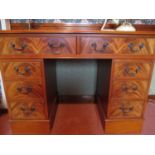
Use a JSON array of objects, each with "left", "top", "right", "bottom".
[
  {"left": 1, "top": 100, "right": 155, "bottom": 135},
  {"left": 52, "top": 103, "right": 103, "bottom": 134}
]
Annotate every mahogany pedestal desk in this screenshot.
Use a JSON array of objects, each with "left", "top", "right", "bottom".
[{"left": 0, "top": 24, "right": 155, "bottom": 134}]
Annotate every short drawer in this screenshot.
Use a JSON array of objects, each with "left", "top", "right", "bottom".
[
  {"left": 111, "top": 80, "right": 148, "bottom": 99},
  {"left": 1, "top": 61, "right": 43, "bottom": 80},
  {"left": 0, "top": 37, "right": 39, "bottom": 55},
  {"left": 108, "top": 99, "right": 144, "bottom": 119},
  {"left": 10, "top": 99, "right": 47, "bottom": 120},
  {"left": 5, "top": 81, "right": 44, "bottom": 101},
  {"left": 113, "top": 60, "right": 153, "bottom": 79},
  {"left": 80, "top": 36, "right": 114, "bottom": 54},
  {"left": 41, "top": 36, "right": 76, "bottom": 55},
  {"left": 115, "top": 37, "right": 155, "bottom": 55}
]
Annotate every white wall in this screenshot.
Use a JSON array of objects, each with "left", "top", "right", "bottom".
[
  {"left": 0, "top": 72, "right": 7, "bottom": 108},
  {"left": 149, "top": 64, "right": 155, "bottom": 95}
]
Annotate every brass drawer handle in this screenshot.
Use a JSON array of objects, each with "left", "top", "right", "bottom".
[
  {"left": 10, "top": 42, "right": 27, "bottom": 51},
  {"left": 48, "top": 42, "right": 65, "bottom": 54},
  {"left": 128, "top": 42, "right": 144, "bottom": 53},
  {"left": 119, "top": 103, "right": 134, "bottom": 116},
  {"left": 91, "top": 42, "right": 109, "bottom": 52},
  {"left": 48, "top": 42, "right": 65, "bottom": 48},
  {"left": 124, "top": 65, "right": 141, "bottom": 77},
  {"left": 17, "top": 86, "right": 32, "bottom": 95},
  {"left": 20, "top": 105, "right": 36, "bottom": 116},
  {"left": 121, "top": 84, "right": 138, "bottom": 93},
  {"left": 14, "top": 65, "right": 32, "bottom": 76}
]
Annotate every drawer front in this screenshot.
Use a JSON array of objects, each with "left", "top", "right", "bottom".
[
  {"left": 111, "top": 80, "right": 148, "bottom": 99},
  {"left": 5, "top": 81, "right": 44, "bottom": 101},
  {"left": 0, "top": 37, "right": 40, "bottom": 55},
  {"left": 108, "top": 99, "right": 144, "bottom": 119},
  {"left": 1, "top": 61, "right": 42, "bottom": 80},
  {"left": 80, "top": 37, "right": 155, "bottom": 55},
  {"left": 0, "top": 36, "right": 76, "bottom": 55},
  {"left": 80, "top": 36, "right": 115, "bottom": 54},
  {"left": 10, "top": 99, "right": 46, "bottom": 120},
  {"left": 41, "top": 37, "right": 76, "bottom": 55},
  {"left": 113, "top": 60, "right": 153, "bottom": 79},
  {"left": 115, "top": 38, "right": 155, "bottom": 55}
]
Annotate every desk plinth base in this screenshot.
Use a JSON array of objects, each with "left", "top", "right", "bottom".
[
  {"left": 104, "top": 118, "right": 143, "bottom": 134},
  {"left": 10, "top": 120, "right": 50, "bottom": 135}
]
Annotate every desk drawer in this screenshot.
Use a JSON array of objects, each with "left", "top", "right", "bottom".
[
  {"left": 0, "top": 37, "right": 39, "bottom": 54},
  {"left": 115, "top": 38, "right": 155, "bottom": 55},
  {"left": 1, "top": 61, "right": 43, "bottom": 80},
  {"left": 41, "top": 37, "right": 76, "bottom": 55},
  {"left": 111, "top": 80, "right": 148, "bottom": 99},
  {"left": 79, "top": 36, "right": 155, "bottom": 55},
  {"left": 0, "top": 36, "right": 76, "bottom": 55},
  {"left": 80, "top": 36, "right": 114, "bottom": 54},
  {"left": 108, "top": 99, "right": 144, "bottom": 119},
  {"left": 10, "top": 99, "right": 47, "bottom": 120},
  {"left": 5, "top": 81, "right": 44, "bottom": 101},
  {"left": 113, "top": 60, "right": 153, "bottom": 79}
]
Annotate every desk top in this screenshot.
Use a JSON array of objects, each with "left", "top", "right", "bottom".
[
  {"left": 0, "top": 23, "right": 155, "bottom": 35},
  {"left": 0, "top": 29, "right": 155, "bottom": 36}
]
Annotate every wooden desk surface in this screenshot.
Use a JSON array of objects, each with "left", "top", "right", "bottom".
[{"left": 0, "top": 29, "right": 155, "bottom": 36}]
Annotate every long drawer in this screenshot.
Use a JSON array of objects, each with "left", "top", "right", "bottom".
[
  {"left": 79, "top": 36, "right": 155, "bottom": 55},
  {"left": 0, "top": 36, "right": 76, "bottom": 55}
]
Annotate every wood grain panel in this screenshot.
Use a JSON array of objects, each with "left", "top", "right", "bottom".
[
  {"left": 111, "top": 80, "right": 148, "bottom": 99},
  {"left": 5, "top": 80, "right": 44, "bottom": 101},
  {"left": 0, "top": 37, "right": 40, "bottom": 54},
  {"left": 41, "top": 37, "right": 76, "bottom": 55},
  {"left": 10, "top": 99, "right": 47, "bottom": 120},
  {"left": 0, "top": 36, "right": 76, "bottom": 55},
  {"left": 113, "top": 60, "right": 153, "bottom": 79},
  {"left": 1, "top": 61, "right": 42, "bottom": 80},
  {"left": 114, "top": 38, "right": 155, "bottom": 55},
  {"left": 108, "top": 99, "right": 144, "bottom": 119},
  {"left": 80, "top": 36, "right": 155, "bottom": 55},
  {"left": 80, "top": 36, "right": 115, "bottom": 54}
]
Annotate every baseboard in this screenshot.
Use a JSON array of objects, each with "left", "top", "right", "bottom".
[{"left": 58, "top": 95, "right": 95, "bottom": 103}]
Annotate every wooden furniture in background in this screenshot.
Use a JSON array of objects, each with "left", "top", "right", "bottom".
[{"left": 0, "top": 23, "right": 155, "bottom": 134}]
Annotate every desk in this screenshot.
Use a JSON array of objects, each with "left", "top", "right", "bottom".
[{"left": 0, "top": 24, "right": 155, "bottom": 134}]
